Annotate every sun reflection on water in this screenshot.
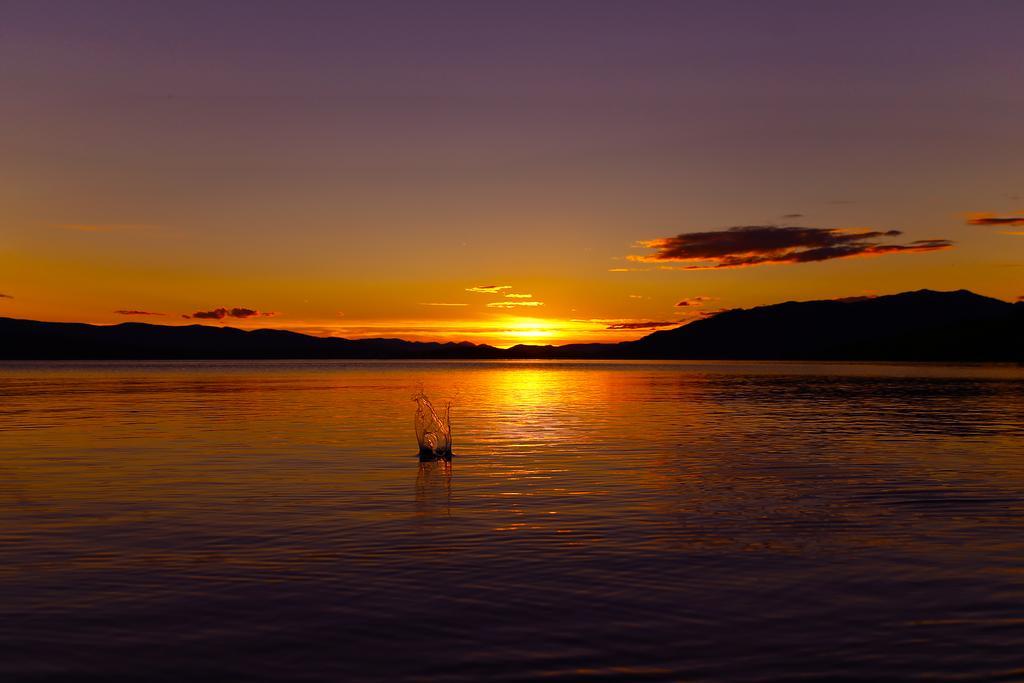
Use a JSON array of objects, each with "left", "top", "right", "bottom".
[{"left": 3, "top": 361, "right": 1024, "bottom": 681}]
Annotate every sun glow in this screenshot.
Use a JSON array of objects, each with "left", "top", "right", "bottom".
[
  {"left": 503, "top": 319, "right": 559, "bottom": 342},
  {"left": 251, "top": 315, "right": 626, "bottom": 348}
]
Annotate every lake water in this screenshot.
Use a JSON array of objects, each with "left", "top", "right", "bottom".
[{"left": 2, "top": 360, "right": 1024, "bottom": 682}]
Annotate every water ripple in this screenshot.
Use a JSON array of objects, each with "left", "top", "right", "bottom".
[{"left": 1, "top": 360, "right": 1023, "bottom": 681}]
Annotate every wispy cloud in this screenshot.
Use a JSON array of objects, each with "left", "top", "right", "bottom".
[
  {"left": 228, "top": 307, "right": 274, "bottom": 319},
  {"left": 486, "top": 301, "right": 544, "bottom": 308},
  {"left": 419, "top": 302, "right": 468, "bottom": 307},
  {"left": 57, "top": 223, "right": 156, "bottom": 232},
  {"left": 782, "top": 213, "right": 805, "bottom": 219},
  {"left": 698, "top": 308, "right": 732, "bottom": 318},
  {"left": 629, "top": 226, "right": 953, "bottom": 269},
  {"left": 504, "top": 293, "right": 533, "bottom": 299},
  {"left": 967, "top": 213, "right": 1024, "bottom": 227},
  {"left": 0, "top": 293, "right": 12, "bottom": 299},
  {"left": 466, "top": 285, "right": 511, "bottom": 294},
  {"left": 114, "top": 309, "right": 164, "bottom": 316},
  {"left": 183, "top": 307, "right": 278, "bottom": 320},
  {"left": 605, "top": 320, "right": 680, "bottom": 330},
  {"left": 187, "top": 309, "right": 228, "bottom": 320},
  {"left": 675, "top": 296, "right": 715, "bottom": 307},
  {"left": 608, "top": 267, "right": 650, "bottom": 272},
  {"left": 571, "top": 317, "right": 688, "bottom": 330}
]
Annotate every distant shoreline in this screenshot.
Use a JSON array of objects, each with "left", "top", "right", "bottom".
[{"left": 2, "top": 289, "right": 1021, "bottom": 363}]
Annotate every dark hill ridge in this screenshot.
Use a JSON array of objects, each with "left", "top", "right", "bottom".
[
  {"left": 622, "top": 289, "right": 1022, "bottom": 361},
  {"left": 1, "top": 289, "right": 1020, "bottom": 361},
  {"left": 0, "top": 318, "right": 507, "bottom": 360}
]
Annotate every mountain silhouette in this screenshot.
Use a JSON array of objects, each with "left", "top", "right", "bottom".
[
  {"left": 617, "top": 289, "right": 1022, "bottom": 361},
  {"left": 1, "top": 289, "right": 1020, "bottom": 361}
]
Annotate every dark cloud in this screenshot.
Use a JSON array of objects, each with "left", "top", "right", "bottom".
[
  {"left": 675, "top": 296, "right": 714, "bottom": 307},
  {"left": 967, "top": 213, "right": 1024, "bottom": 227},
  {"left": 466, "top": 285, "right": 511, "bottom": 293},
  {"left": 629, "top": 226, "right": 953, "bottom": 269},
  {"left": 187, "top": 307, "right": 276, "bottom": 320},
  {"left": 782, "top": 213, "right": 805, "bottom": 219},
  {"left": 229, "top": 307, "right": 260, "bottom": 319},
  {"left": 0, "top": 293, "right": 12, "bottom": 299},
  {"left": 114, "top": 309, "right": 164, "bottom": 316},
  {"left": 191, "top": 308, "right": 228, "bottom": 319},
  {"left": 606, "top": 320, "right": 680, "bottom": 330},
  {"left": 1018, "top": 295, "right": 1024, "bottom": 302},
  {"left": 235, "top": 308, "right": 277, "bottom": 318}
]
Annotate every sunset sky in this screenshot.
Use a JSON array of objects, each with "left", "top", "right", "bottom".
[{"left": 2, "top": 1, "right": 1022, "bottom": 347}]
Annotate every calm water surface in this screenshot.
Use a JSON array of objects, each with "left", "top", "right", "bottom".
[{"left": 2, "top": 360, "right": 1024, "bottom": 682}]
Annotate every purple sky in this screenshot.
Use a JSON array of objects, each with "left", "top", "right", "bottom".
[{"left": 2, "top": 1, "right": 1022, "bottom": 344}]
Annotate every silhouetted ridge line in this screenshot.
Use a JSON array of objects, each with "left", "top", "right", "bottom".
[
  {"left": 0, "top": 289, "right": 1020, "bottom": 361},
  {"left": 623, "top": 289, "right": 1021, "bottom": 361}
]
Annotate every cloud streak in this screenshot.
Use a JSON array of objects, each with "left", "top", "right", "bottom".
[
  {"left": 0, "top": 293, "right": 12, "bottom": 299},
  {"left": 486, "top": 301, "right": 544, "bottom": 308},
  {"left": 629, "top": 226, "right": 952, "bottom": 269},
  {"left": 504, "top": 293, "right": 533, "bottom": 299},
  {"left": 605, "top": 320, "right": 680, "bottom": 330},
  {"left": 675, "top": 296, "right": 714, "bottom": 307},
  {"left": 188, "top": 308, "right": 229, "bottom": 320},
  {"left": 184, "top": 307, "right": 278, "bottom": 320},
  {"left": 571, "top": 317, "right": 686, "bottom": 330},
  {"left": 114, "top": 309, "right": 164, "bottom": 316},
  {"left": 967, "top": 213, "right": 1024, "bottom": 227},
  {"left": 57, "top": 223, "right": 155, "bottom": 232},
  {"left": 466, "top": 285, "right": 511, "bottom": 294},
  {"left": 419, "top": 302, "right": 468, "bottom": 306}
]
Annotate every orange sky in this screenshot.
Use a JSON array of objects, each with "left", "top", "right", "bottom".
[{"left": 2, "top": 3, "right": 1022, "bottom": 347}]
